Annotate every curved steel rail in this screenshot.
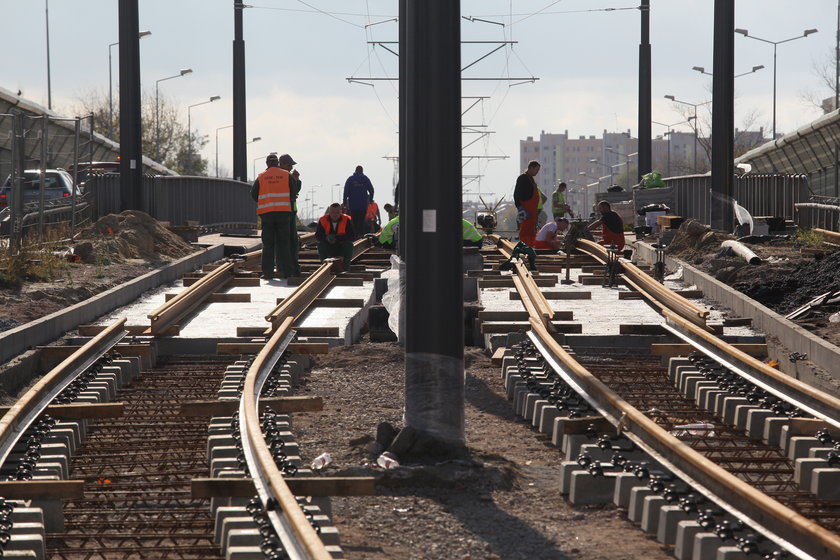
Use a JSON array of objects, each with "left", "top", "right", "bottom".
[
  {"left": 264, "top": 261, "right": 338, "bottom": 333},
  {"left": 663, "top": 309, "right": 840, "bottom": 428},
  {"left": 239, "top": 316, "right": 332, "bottom": 560},
  {"left": 0, "top": 319, "right": 127, "bottom": 467},
  {"left": 147, "top": 261, "right": 236, "bottom": 335},
  {"left": 527, "top": 316, "right": 840, "bottom": 560},
  {"left": 574, "top": 238, "right": 710, "bottom": 328},
  {"left": 492, "top": 236, "right": 555, "bottom": 330}
]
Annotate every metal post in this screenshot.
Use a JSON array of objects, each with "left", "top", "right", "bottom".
[
  {"left": 11, "top": 115, "right": 25, "bottom": 252},
  {"left": 38, "top": 117, "right": 47, "bottom": 239},
  {"left": 836, "top": 0, "right": 839, "bottom": 112},
  {"left": 711, "top": 0, "right": 734, "bottom": 231},
  {"left": 693, "top": 107, "right": 698, "bottom": 172},
  {"left": 45, "top": 0, "right": 52, "bottom": 110},
  {"left": 118, "top": 0, "right": 142, "bottom": 211},
  {"left": 72, "top": 117, "right": 80, "bottom": 232},
  {"left": 232, "top": 0, "right": 247, "bottom": 182},
  {"left": 637, "top": 0, "right": 652, "bottom": 182},
  {"left": 772, "top": 44, "right": 778, "bottom": 138},
  {"left": 108, "top": 42, "right": 116, "bottom": 140},
  {"left": 398, "top": 0, "right": 407, "bottom": 258},
  {"left": 402, "top": 0, "right": 464, "bottom": 451}
]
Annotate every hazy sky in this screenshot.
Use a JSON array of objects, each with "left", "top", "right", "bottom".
[{"left": 3, "top": 1, "right": 838, "bottom": 218}]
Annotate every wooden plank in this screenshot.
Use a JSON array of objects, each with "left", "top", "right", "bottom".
[
  {"left": 618, "top": 291, "right": 643, "bottom": 300},
  {"left": 236, "top": 326, "right": 340, "bottom": 338},
  {"left": 479, "top": 278, "right": 557, "bottom": 288},
  {"left": 180, "top": 396, "right": 324, "bottom": 416},
  {"left": 0, "top": 402, "right": 124, "bottom": 419},
  {"left": 491, "top": 347, "right": 506, "bottom": 367},
  {"left": 789, "top": 418, "right": 840, "bottom": 437},
  {"left": 579, "top": 276, "right": 626, "bottom": 286},
  {"left": 216, "top": 342, "right": 330, "bottom": 355},
  {"left": 510, "top": 291, "right": 591, "bottom": 300},
  {"left": 191, "top": 476, "right": 376, "bottom": 498},
  {"left": 674, "top": 289, "right": 703, "bottom": 299},
  {"left": 479, "top": 310, "right": 573, "bottom": 321},
  {"left": 619, "top": 324, "right": 666, "bottom": 335},
  {"left": 723, "top": 317, "right": 753, "bottom": 327},
  {"left": 38, "top": 344, "right": 154, "bottom": 371},
  {"left": 0, "top": 480, "right": 84, "bottom": 499},
  {"left": 286, "top": 277, "right": 364, "bottom": 287},
  {"left": 208, "top": 293, "right": 251, "bottom": 303},
  {"left": 276, "top": 298, "right": 365, "bottom": 308},
  {"left": 225, "top": 277, "right": 261, "bottom": 287},
  {"left": 650, "top": 343, "right": 768, "bottom": 358},
  {"left": 480, "top": 322, "right": 582, "bottom": 334},
  {"left": 78, "top": 324, "right": 167, "bottom": 336}
]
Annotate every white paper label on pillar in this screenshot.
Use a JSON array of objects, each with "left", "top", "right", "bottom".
[
  {"left": 130, "top": 159, "right": 137, "bottom": 169},
  {"left": 422, "top": 209, "right": 437, "bottom": 232}
]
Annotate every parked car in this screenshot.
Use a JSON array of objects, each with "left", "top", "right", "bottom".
[
  {"left": 0, "top": 169, "right": 82, "bottom": 208},
  {"left": 65, "top": 161, "right": 120, "bottom": 191}
]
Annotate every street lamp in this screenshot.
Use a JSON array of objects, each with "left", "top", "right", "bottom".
[
  {"left": 652, "top": 120, "right": 688, "bottom": 176},
  {"left": 605, "top": 148, "right": 637, "bottom": 188},
  {"left": 247, "top": 136, "right": 262, "bottom": 144},
  {"left": 187, "top": 96, "right": 221, "bottom": 175},
  {"left": 588, "top": 159, "right": 614, "bottom": 185},
  {"left": 691, "top": 64, "right": 765, "bottom": 78},
  {"left": 252, "top": 156, "right": 263, "bottom": 182},
  {"left": 664, "top": 95, "right": 712, "bottom": 173},
  {"left": 215, "top": 124, "right": 233, "bottom": 177},
  {"left": 156, "top": 68, "right": 193, "bottom": 161},
  {"left": 108, "top": 30, "right": 151, "bottom": 140},
  {"left": 735, "top": 27, "right": 818, "bottom": 138}
]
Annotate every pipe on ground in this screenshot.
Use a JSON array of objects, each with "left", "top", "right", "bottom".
[{"left": 721, "top": 239, "right": 761, "bottom": 265}]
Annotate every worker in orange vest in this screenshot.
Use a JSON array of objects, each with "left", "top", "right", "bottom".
[
  {"left": 250, "top": 152, "right": 299, "bottom": 279},
  {"left": 315, "top": 202, "right": 356, "bottom": 270},
  {"left": 365, "top": 199, "right": 381, "bottom": 233}
]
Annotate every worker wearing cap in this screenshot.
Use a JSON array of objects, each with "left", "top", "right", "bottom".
[
  {"left": 276, "top": 153, "right": 302, "bottom": 277},
  {"left": 315, "top": 202, "right": 355, "bottom": 269},
  {"left": 378, "top": 215, "right": 400, "bottom": 250},
  {"left": 251, "top": 153, "right": 299, "bottom": 279}
]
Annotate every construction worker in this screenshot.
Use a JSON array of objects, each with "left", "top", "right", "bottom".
[
  {"left": 462, "top": 219, "right": 484, "bottom": 247},
  {"left": 343, "top": 165, "right": 374, "bottom": 237},
  {"left": 383, "top": 203, "right": 398, "bottom": 221},
  {"left": 513, "top": 160, "right": 541, "bottom": 247},
  {"left": 534, "top": 216, "right": 569, "bottom": 250},
  {"left": 552, "top": 182, "right": 574, "bottom": 219},
  {"left": 365, "top": 199, "right": 381, "bottom": 233},
  {"left": 277, "top": 153, "right": 302, "bottom": 277},
  {"left": 250, "top": 153, "right": 298, "bottom": 279},
  {"left": 378, "top": 215, "right": 400, "bottom": 250},
  {"left": 315, "top": 202, "right": 355, "bottom": 269},
  {"left": 588, "top": 200, "right": 625, "bottom": 251}
]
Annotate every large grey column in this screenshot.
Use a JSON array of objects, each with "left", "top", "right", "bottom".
[
  {"left": 637, "top": 0, "right": 651, "bottom": 182},
  {"left": 118, "top": 0, "right": 142, "bottom": 211},
  {"left": 401, "top": 0, "right": 465, "bottom": 451},
  {"left": 711, "top": 0, "right": 735, "bottom": 231}
]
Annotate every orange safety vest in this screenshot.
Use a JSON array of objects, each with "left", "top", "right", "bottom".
[
  {"left": 256, "top": 167, "right": 292, "bottom": 214},
  {"left": 319, "top": 214, "right": 351, "bottom": 236},
  {"left": 365, "top": 201, "right": 379, "bottom": 221}
]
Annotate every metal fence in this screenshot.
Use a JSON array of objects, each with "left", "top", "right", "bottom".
[
  {"left": 85, "top": 173, "right": 257, "bottom": 227},
  {"left": 1, "top": 113, "right": 94, "bottom": 247},
  {"left": 654, "top": 173, "right": 815, "bottom": 229}
]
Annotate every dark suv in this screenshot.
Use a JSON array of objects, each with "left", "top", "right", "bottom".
[{"left": 0, "top": 169, "right": 81, "bottom": 208}]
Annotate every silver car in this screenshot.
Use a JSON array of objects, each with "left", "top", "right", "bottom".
[{"left": 0, "top": 169, "right": 82, "bottom": 208}]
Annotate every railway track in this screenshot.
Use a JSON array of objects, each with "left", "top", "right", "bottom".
[
  {"left": 490, "top": 235, "right": 840, "bottom": 560},
  {"left": 0, "top": 230, "right": 838, "bottom": 559}
]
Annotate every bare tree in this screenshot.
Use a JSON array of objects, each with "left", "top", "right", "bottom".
[{"left": 66, "top": 89, "right": 210, "bottom": 175}]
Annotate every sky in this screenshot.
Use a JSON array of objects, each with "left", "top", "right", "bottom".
[{"left": 3, "top": 1, "right": 839, "bottom": 220}]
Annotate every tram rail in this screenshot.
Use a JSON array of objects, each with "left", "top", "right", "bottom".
[{"left": 495, "top": 236, "right": 840, "bottom": 559}]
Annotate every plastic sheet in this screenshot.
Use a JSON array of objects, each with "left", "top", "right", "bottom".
[
  {"left": 404, "top": 352, "right": 465, "bottom": 445},
  {"left": 380, "top": 254, "right": 406, "bottom": 342}
]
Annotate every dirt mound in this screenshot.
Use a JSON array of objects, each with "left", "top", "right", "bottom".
[
  {"left": 76, "top": 211, "right": 195, "bottom": 263},
  {"left": 666, "top": 219, "right": 722, "bottom": 257},
  {"left": 735, "top": 250, "right": 840, "bottom": 313}
]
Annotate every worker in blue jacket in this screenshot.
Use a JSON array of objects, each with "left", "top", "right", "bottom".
[{"left": 343, "top": 165, "right": 374, "bottom": 236}]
